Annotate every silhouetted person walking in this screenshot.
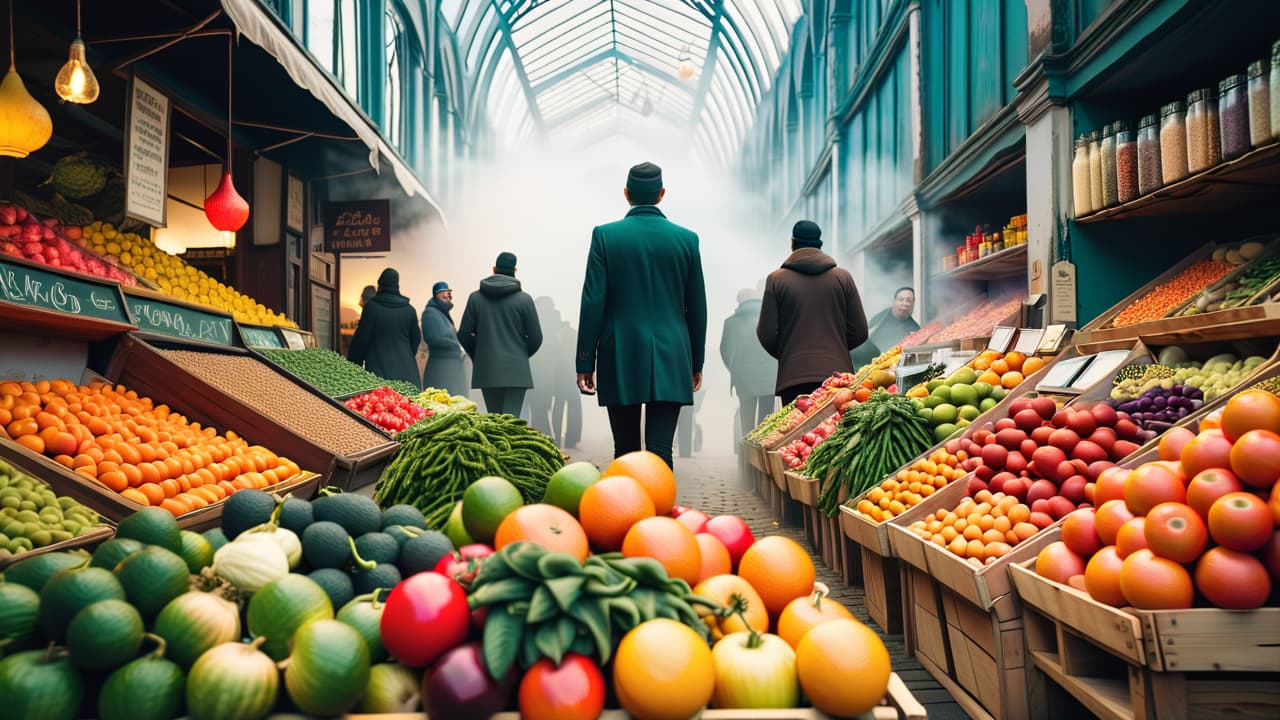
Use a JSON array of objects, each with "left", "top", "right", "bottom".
[
  {"left": 421, "top": 281, "right": 469, "bottom": 396},
  {"left": 527, "top": 296, "right": 561, "bottom": 437},
  {"left": 348, "top": 268, "right": 422, "bottom": 389},
  {"left": 722, "top": 287, "right": 777, "bottom": 443},
  {"left": 577, "top": 162, "right": 707, "bottom": 469},
  {"left": 459, "top": 252, "right": 543, "bottom": 416}
]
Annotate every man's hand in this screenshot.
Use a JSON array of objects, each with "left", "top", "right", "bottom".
[
  {"left": 692, "top": 371, "right": 702, "bottom": 392},
  {"left": 577, "top": 372, "right": 596, "bottom": 395}
]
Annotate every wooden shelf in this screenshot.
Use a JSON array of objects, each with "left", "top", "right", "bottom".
[
  {"left": 1030, "top": 650, "right": 1135, "bottom": 720},
  {"left": 933, "top": 244, "right": 1028, "bottom": 282},
  {"left": 1075, "top": 142, "right": 1280, "bottom": 223}
]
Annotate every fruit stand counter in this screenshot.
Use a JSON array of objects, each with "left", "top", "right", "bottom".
[{"left": 104, "top": 334, "right": 398, "bottom": 491}]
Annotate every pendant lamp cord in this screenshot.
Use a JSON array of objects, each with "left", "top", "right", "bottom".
[
  {"left": 226, "top": 33, "right": 232, "bottom": 172},
  {"left": 75, "top": 0, "right": 80, "bottom": 35},
  {"left": 8, "top": 0, "right": 15, "bottom": 71}
]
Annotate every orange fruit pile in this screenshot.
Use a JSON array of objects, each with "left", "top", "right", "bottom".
[{"left": 905, "top": 489, "right": 1055, "bottom": 568}]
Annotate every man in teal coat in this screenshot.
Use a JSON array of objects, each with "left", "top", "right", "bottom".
[{"left": 576, "top": 162, "right": 707, "bottom": 469}]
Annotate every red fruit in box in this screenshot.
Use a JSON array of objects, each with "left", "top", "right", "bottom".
[
  {"left": 1087, "top": 427, "right": 1117, "bottom": 454},
  {"left": 1066, "top": 411, "right": 1096, "bottom": 437},
  {"left": 1048, "top": 428, "right": 1080, "bottom": 454},
  {"left": 1085, "top": 460, "right": 1114, "bottom": 481},
  {"left": 945, "top": 439, "right": 963, "bottom": 455},
  {"left": 967, "top": 476, "right": 989, "bottom": 496},
  {"left": 1111, "top": 440, "right": 1140, "bottom": 459},
  {"left": 676, "top": 510, "right": 709, "bottom": 534},
  {"left": 1114, "top": 419, "right": 1140, "bottom": 441},
  {"left": 1031, "top": 397, "right": 1057, "bottom": 419},
  {"left": 1004, "top": 477, "right": 1029, "bottom": 500},
  {"left": 1008, "top": 397, "right": 1032, "bottom": 416},
  {"left": 1185, "top": 468, "right": 1242, "bottom": 520},
  {"left": 1261, "top": 531, "right": 1280, "bottom": 581},
  {"left": 1005, "top": 451, "right": 1028, "bottom": 475},
  {"left": 1090, "top": 403, "right": 1117, "bottom": 427},
  {"left": 1030, "top": 426, "right": 1054, "bottom": 445},
  {"left": 1071, "top": 441, "right": 1108, "bottom": 466},
  {"left": 1029, "top": 511, "right": 1055, "bottom": 529},
  {"left": 1061, "top": 509, "right": 1102, "bottom": 558},
  {"left": 975, "top": 464, "right": 995, "bottom": 481},
  {"left": 973, "top": 429, "right": 992, "bottom": 445},
  {"left": 1036, "top": 542, "right": 1086, "bottom": 585},
  {"left": 995, "top": 428, "right": 1026, "bottom": 450},
  {"left": 1194, "top": 547, "right": 1271, "bottom": 610},
  {"left": 1017, "top": 438, "right": 1037, "bottom": 459},
  {"left": 989, "top": 472, "right": 1014, "bottom": 492},
  {"left": 702, "top": 515, "right": 754, "bottom": 568},
  {"left": 21, "top": 241, "right": 41, "bottom": 256},
  {"left": 1060, "top": 475, "right": 1088, "bottom": 504},
  {"left": 980, "top": 444, "right": 1008, "bottom": 469},
  {"left": 1027, "top": 479, "right": 1057, "bottom": 506},
  {"left": 1031, "top": 446, "right": 1066, "bottom": 476}
]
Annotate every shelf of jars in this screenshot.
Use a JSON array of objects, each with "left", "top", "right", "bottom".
[{"left": 931, "top": 242, "right": 1028, "bottom": 282}]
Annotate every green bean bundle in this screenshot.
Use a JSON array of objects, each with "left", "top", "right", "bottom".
[{"left": 814, "top": 391, "right": 933, "bottom": 516}]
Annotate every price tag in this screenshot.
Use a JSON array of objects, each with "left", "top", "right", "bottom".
[
  {"left": 279, "top": 328, "right": 307, "bottom": 351},
  {"left": 239, "top": 324, "right": 285, "bottom": 349},
  {"left": 1038, "top": 324, "right": 1070, "bottom": 354},
  {"left": 0, "top": 256, "right": 131, "bottom": 324},
  {"left": 987, "top": 326, "right": 1015, "bottom": 353},
  {"left": 1013, "top": 328, "right": 1044, "bottom": 356},
  {"left": 124, "top": 288, "right": 234, "bottom": 346}
]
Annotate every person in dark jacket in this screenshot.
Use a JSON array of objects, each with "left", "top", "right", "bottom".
[
  {"left": 577, "top": 161, "right": 707, "bottom": 469},
  {"left": 421, "top": 281, "right": 469, "bottom": 395},
  {"left": 850, "top": 286, "right": 919, "bottom": 367},
  {"left": 721, "top": 288, "right": 778, "bottom": 442},
  {"left": 458, "top": 252, "right": 543, "bottom": 416},
  {"left": 757, "top": 221, "right": 868, "bottom": 405},
  {"left": 348, "top": 268, "right": 423, "bottom": 389}
]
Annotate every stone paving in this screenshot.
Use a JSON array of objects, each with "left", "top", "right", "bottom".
[{"left": 567, "top": 444, "right": 969, "bottom": 720}]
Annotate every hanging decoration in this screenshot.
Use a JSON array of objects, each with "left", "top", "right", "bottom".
[
  {"left": 0, "top": 0, "right": 52, "bottom": 157},
  {"left": 54, "top": 0, "right": 99, "bottom": 104},
  {"left": 676, "top": 43, "right": 695, "bottom": 82},
  {"left": 205, "top": 34, "right": 248, "bottom": 239}
]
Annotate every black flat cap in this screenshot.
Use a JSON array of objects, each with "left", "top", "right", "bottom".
[{"left": 626, "top": 162, "right": 663, "bottom": 194}]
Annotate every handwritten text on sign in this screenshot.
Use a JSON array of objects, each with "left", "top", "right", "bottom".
[
  {"left": 124, "top": 76, "right": 170, "bottom": 227},
  {"left": 0, "top": 257, "right": 130, "bottom": 324},
  {"left": 128, "top": 298, "right": 234, "bottom": 346},
  {"left": 324, "top": 199, "right": 391, "bottom": 253}
]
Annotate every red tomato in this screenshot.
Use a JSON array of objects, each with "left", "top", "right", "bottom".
[
  {"left": 381, "top": 571, "right": 471, "bottom": 667},
  {"left": 1261, "top": 531, "right": 1280, "bottom": 581},
  {"left": 1207, "top": 492, "right": 1274, "bottom": 552},
  {"left": 1185, "top": 468, "right": 1243, "bottom": 520},
  {"left": 1035, "top": 541, "right": 1086, "bottom": 585},
  {"left": 1143, "top": 503, "right": 1208, "bottom": 564},
  {"left": 1194, "top": 547, "right": 1272, "bottom": 610},
  {"left": 1158, "top": 427, "right": 1196, "bottom": 462},
  {"left": 1119, "top": 549, "right": 1194, "bottom": 610},
  {"left": 1220, "top": 389, "right": 1280, "bottom": 442},
  {"left": 1123, "top": 463, "right": 1185, "bottom": 516},
  {"left": 518, "top": 653, "right": 607, "bottom": 720},
  {"left": 1180, "top": 430, "right": 1233, "bottom": 479},
  {"left": 1093, "top": 466, "right": 1130, "bottom": 506},
  {"left": 1084, "top": 546, "right": 1127, "bottom": 607},
  {"left": 1094, "top": 500, "right": 1135, "bottom": 546},
  {"left": 1115, "top": 517, "right": 1149, "bottom": 559},
  {"left": 1229, "top": 429, "right": 1280, "bottom": 489},
  {"left": 1060, "top": 509, "right": 1102, "bottom": 559}
]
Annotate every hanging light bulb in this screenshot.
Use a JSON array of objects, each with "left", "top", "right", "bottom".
[
  {"left": 205, "top": 36, "right": 248, "bottom": 235},
  {"left": 677, "top": 43, "right": 695, "bottom": 82},
  {"left": 218, "top": 230, "right": 236, "bottom": 249},
  {"left": 0, "top": 0, "right": 52, "bottom": 157},
  {"left": 55, "top": 2, "right": 98, "bottom": 104}
]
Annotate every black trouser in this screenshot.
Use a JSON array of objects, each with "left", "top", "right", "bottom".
[
  {"left": 606, "top": 402, "right": 683, "bottom": 469},
  {"left": 737, "top": 395, "right": 774, "bottom": 443},
  {"left": 778, "top": 381, "right": 822, "bottom": 407},
  {"left": 482, "top": 388, "right": 527, "bottom": 417}
]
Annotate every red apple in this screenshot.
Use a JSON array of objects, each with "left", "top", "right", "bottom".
[
  {"left": 1048, "top": 428, "right": 1081, "bottom": 454},
  {"left": 1014, "top": 409, "right": 1043, "bottom": 432},
  {"left": 676, "top": 510, "right": 709, "bottom": 534},
  {"left": 1031, "top": 397, "right": 1057, "bottom": 420},
  {"left": 670, "top": 504, "right": 694, "bottom": 518},
  {"left": 702, "top": 515, "right": 755, "bottom": 568}
]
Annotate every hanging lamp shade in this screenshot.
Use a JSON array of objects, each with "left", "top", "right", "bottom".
[
  {"left": 205, "top": 170, "right": 249, "bottom": 232},
  {"left": 54, "top": 37, "right": 99, "bottom": 104},
  {"left": 0, "top": 66, "right": 52, "bottom": 157}
]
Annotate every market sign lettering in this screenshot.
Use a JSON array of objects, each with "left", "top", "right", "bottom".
[
  {"left": 324, "top": 200, "right": 391, "bottom": 254},
  {"left": 0, "top": 256, "right": 131, "bottom": 324},
  {"left": 124, "top": 290, "right": 235, "bottom": 346}
]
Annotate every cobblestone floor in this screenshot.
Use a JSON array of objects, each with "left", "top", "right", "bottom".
[{"left": 567, "top": 444, "right": 969, "bottom": 720}]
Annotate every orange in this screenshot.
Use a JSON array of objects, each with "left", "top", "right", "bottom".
[
  {"left": 120, "top": 487, "right": 150, "bottom": 506},
  {"left": 694, "top": 533, "right": 732, "bottom": 584},
  {"left": 137, "top": 483, "right": 165, "bottom": 506},
  {"left": 795, "top": 618, "right": 891, "bottom": 717},
  {"left": 602, "top": 451, "right": 676, "bottom": 515},
  {"left": 691, "top": 574, "right": 768, "bottom": 640},
  {"left": 990, "top": 359, "right": 1010, "bottom": 376},
  {"left": 613, "top": 619, "right": 714, "bottom": 720},
  {"left": 577, "top": 475, "right": 656, "bottom": 551},
  {"left": 977, "top": 370, "right": 1002, "bottom": 386},
  {"left": 621, "top": 516, "right": 702, "bottom": 585},
  {"left": 1004, "top": 351, "right": 1027, "bottom": 372},
  {"left": 737, "top": 535, "right": 816, "bottom": 616},
  {"left": 1000, "top": 371, "right": 1024, "bottom": 389},
  {"left": 14, "top": 434, "right": 44, "bottom": 454},
  {"left": 776, "top": 582, "right": 855, "bottom": 649},
  {"left": 494, "top": 503, "right": 590, "bottom": 562},
  {"left": 1022, "top": 356, "right": 1046, "bottom": 375}
]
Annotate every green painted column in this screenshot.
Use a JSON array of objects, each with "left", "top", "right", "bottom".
[{"left": 360, "top": 0, "right": 386, "bottom": 126}]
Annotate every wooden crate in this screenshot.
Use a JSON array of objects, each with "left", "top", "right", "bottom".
[
  {"left": 1076, "top": 241, "right": 1219, "bottom": 339},
  {"left": 860, "top": 544, "right": 903, "bottom": 634},
  {"left": 767, "top": 450, "right": 788, "bottom": 492},
  {"left": 744, "top": 440, "right": 768, "bottom": 472},
  {"left": 784, "top": 469, "right": 822, "bottom": 552},
  {"left": 903, "top": 563, "right": 952, "bottom": 677},
  {"left": 940, "top": 589, "right": 1029, "bottom": 720},
  {"left": 760, "top": 402, "right": 837, "bottom": 452},
  {"left": 0, "top": 446, "right": 116, "bottom": 571}
]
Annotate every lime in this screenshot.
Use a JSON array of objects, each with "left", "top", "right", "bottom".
[
  {"left": 921, "top": 395, "right": 944, "bottom": 409},
  {"left": 972, "top": 382, "right": 993, "bottom": 399},
  {"left": 949, "top": 384, "right": 978, "bottom": 407},
  {"left": 980, "top": 397, "right": 998, "bottom": 412},
  {"left": 461, "top": 477, "right": 523, "bottom": 543},
  {"left": 443, "top": 501, "right": 473, "bottom": 548},
  {"left": 950, "top": 367, "right": 977, "bottom": 385},
  {"left": 926, "top": 379, "right": 944, "bottom": 392},
  {"left": 934, "top": 423, "right": 959, "bottom": 443},
  {"left": 542, "top": 462, "right": 601, "bottom": 516},
  {"left": 931, "top": 403, "right": 958, "bottom": 425},
  {"left": 917, "top": 407, "right": 933, "bottom": 424},
  {"left": 991, "top": 387, "right": 1008, "bottom": 401},
  {"left": 179, "top": 530, "right": 215, "bottom": 574},
  {"left": 930, "top": 385, "right": 952, "bottom": 403},
  {"left": 958, "top": 405, "right": 981, "bottom": 422}
]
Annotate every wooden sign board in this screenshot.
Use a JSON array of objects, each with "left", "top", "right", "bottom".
[
  {"left": 239, "top": 324, "right": 285, "bottom": 349},
  {"left": 279, "top": 327, "right": 307, "bottom": 350},
  {"left": 123, "top": 75, "right": 170, "bottom": 228},
  {"left": 124, "top": 288, "right": 235, "bottom": 346},
  {"left": 324, "top": 199, "right": 390, "bottom": 254},
  {"left": 0, "top": 256, "right": 130, "bottom": 324}
]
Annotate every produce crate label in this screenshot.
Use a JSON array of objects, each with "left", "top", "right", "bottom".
[
  {"left": 0, "top": 256, "right": 130, "bottom": 324},
  {"left": 240, "top": 324, "right": 285, "bottom": 349},
  {"left": 125, "top": 291, "right": 234, "bottom": 346}
]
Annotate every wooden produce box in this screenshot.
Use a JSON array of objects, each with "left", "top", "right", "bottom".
[
  {"left": 744, "top": 439, "right": 768, "bottom": 473},
  {"left": 109, "top": 335, "right": 398, "bottom": 491},
  {"left": 760, "top": 401, "right": 838, "bottom": 452},
  {"left": 1010, "top": 532, "right": 1280, "bottom": 720},
  {"left": 902, "top": 562, "right": 954, "bottom": 678},
  {"left": 785, "top": 469, "right": 823, "bottom": 554}
]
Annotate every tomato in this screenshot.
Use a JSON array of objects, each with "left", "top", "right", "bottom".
[
  {"left": 1119, "top": 549, "right": 1194, "bottom": 609},
  {"left": 381, "top": 572, "right": 471, "bottom": 667},
  {"left": 1194, "top": 547, "right": 1272, "bottom": 610},
  {"left": 702, "top": 515, "right": 755, "bottom": 568},
  {"left": 1123, "top": 463, "right": 1185, "bottom": 516},
  {"left": 1094, "top": 500, "right": 1135, "bottom": 546},
  {"left": 1035, "top": 542, "right": 1086, "bottom": 585},
  {"left": 1180, "top": 430, "right": 1233, "bottom": 479},
  {"left": 1207, "top": 492, "right": 1274, "bottom": 551},
  {"left": 1060, "top": 509, "right": 1102, "bottom": 558},
  {"left": 1220, "top": 389, "right": 1280, "bottom": 442},
  {"left": 1115, "top": 517, "right": 1149, "bottom": 559},
  {"left": 424, "top": 642, "right": 517, "bottom": 720},
  {"left": 1158, "top": 427, "right": 1196, "bottom": 462},
  {"left": 1185, "top": 468, "right": 1243, "bottom": 520},
  {"left": 432, "top": 544, "right": 494, "bottom": 589},
  {"left": 1272, "top": 482, "right": 1280, "bottom": 526},
  {"left": 1084, "top": 546, "right": 1127, "bottom": 607},
  {"left": 518, "top": 653, "right": 606, "bottom": 720},
  {"left": 1093, "top": 466, "right": 1130, "bottom": 506},
  {"left": 1261, "top": 531, "right": 1280, "bottom": 581},
  {"left": 1143, "top": 503, "right": 1207, "bottom": 565},
  {"left": 1229, "top": 429, "right": 1280, "bottom": 489}
]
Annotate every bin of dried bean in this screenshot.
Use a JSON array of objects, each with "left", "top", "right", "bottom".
[
  {"left": 1187, "top": 87, "right": 1221, "bottom": 173},
  {"left": 1108, "top": 257, "right": 1236, "bottom": 328},
  {"left": 1248, "top": 59, "right": 1272, "bottom": 147}
]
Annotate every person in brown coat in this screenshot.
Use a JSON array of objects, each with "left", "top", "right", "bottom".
[{"left": 756, "top": 220, "right": 869, "bottom": 405}]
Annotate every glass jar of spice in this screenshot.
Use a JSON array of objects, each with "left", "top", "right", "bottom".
[
  {"left": 1100, "top": 122, "right": 1118, "bottom": 207},
  {"left": 1088, "top": 131, "right": 1103, "bottom": 211},
  {"left": 1072, "top": 135, "right": 1092, "bottom": 216},
  {"left": 1115, "top": 120, "right": 1138, "bottom": 203},
  {"left": 1137, "top": 113, "right": 1162, "bottom": 195},
  {"left": 1248, "top": 60, "right": 1272, "bottom": 147},
  {"left": 1186, "top": 88, "right": 1221, "bottom": 173},
  {"left": 1219, "top": 73, "right": 1250, "bottom": 160},
  {"left": 1160, "top": 101, "right": 1189, "bottom": 184}
]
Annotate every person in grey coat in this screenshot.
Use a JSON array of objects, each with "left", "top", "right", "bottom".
[
  {"left": 421, "top": 281, "right": 469, "bottom": 395},
  {"left": 721, "top": 287, "right": 778, "bottom": 441},
  {"left": 458, "top": 252, "right": 543, "bottom": 416},
  {"left": 348, "top": 268, "right": 422, "bottom": 389},
  {"left": 526, "top": 296, "right": 561, "bottom": 436}
]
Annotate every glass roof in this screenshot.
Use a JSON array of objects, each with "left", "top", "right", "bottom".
[{"left": 444, "top": 0, "right": 803, "bottom": 165}]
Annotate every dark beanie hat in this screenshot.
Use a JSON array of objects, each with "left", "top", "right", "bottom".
[
  {"left": 626, "top": 162, "right": 663, "bottom": 195},
  {"left": 377, "top": 268, "right": 400, "bottom": 291},
  {"left": 495, "top": 252, "right": 517, "bottom": 274},
  {"left": 432, "top": 281, "right": 451, "bottom": 295},
  {"left": 792, "top": 220, "right": 822, "bottom": 248}
]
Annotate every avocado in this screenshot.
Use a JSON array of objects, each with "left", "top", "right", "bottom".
[
  {"left": 115, "top": 507, "right": 182, "bottom": 553},
  {"left": 221, "top": 490, "right": 277, "bottom": 540},
  {"left": 398, "top": 531, "right": 454, "bottom": 576},
  {"left": 277, "top": 497, "right": 314, "bottom": 536},
  {"left": 352, "top": 563, "right": 402, "bottom": 595},
  {"left": 354, "top": 533, "right": 400, "bottom": 565},
  {"left": 90, "top": 538, "right": 144, "bottom": 570},
  {"left": 312, "top": 493, "right": 381, "bottom": 536},
  {"left": 308, "top": 568, "right": 355, "bottom": 610},
  {"left": 383, "top": 525, "right": 421, "bottom": 546},
  {"left": 302, "top": 522, "right": 352, "bottom": 569},
  {"left": 380, "top": 504, "right": 426, "bottom": 530},
  {"left": 202, "top": 527, "right": 229, "bottom": 552}
]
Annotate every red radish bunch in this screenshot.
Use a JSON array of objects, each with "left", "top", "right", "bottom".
[{"left": 344, "top": 386, "right": 430, "bottom": 433}]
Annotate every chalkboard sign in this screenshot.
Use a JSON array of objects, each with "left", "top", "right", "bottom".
[
  {"left": 324, "top": 199, "right": 391, "bottom": 253},
  {"left": 240, "top": 324, "right": 284, "bottom": 349},
  {"left": 279, "top": 328, "right": 307, "bottom": 350},
  {"left": 124, "top": 289, "right": 235, "bottom": 346},
  {"left": 0, "top": 256, "right": 131, "bottom": 324}
]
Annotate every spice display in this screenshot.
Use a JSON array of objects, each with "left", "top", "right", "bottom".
[
  {"left": 1087, "top": 131, "right": 1103, "bottom": 210},
  {"left": 160, "top": 350, "right": 391, "bottom": 455},
  {"left": 1072, "top": 135, "right": 1093, "bottom": 216},
  {"left": 1219, "top": 73, "right": 1250, "bottom": 160},
  {"left": 1177, "top": 244, "right": 1280, "bottom": 316},
  {"left": 1186, "top": 88, "right": 1221, "bottom": 173},
  {"left": 1248, "top": 59, "right": 1272, "bottom": 146},
  {"left": 1137, "top": 113, "right": 1162, "bottom": 195},
  {"left": 931, "top": 293, "right": 1027, "bottom": 342},
  {"left": 1160, "top": 101, "right": 1189, "bottom": 183},
  {"left": 1108, "top": 259, "right": 1236, "bottom": 327},
  {"left": 1115, "top": 121, "right": 1138, "bottom": 203},
  {"left": 1099, "top": 123, "right": 1118, "bottom": 207}
]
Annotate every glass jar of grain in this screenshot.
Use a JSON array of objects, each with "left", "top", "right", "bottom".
[
  {"left": 1186, "top": 88, "right": 1221, "bottom": 173},
  {"left": 1248, "top": 59, "right": 1271, "bottom": 147},
  {"left": 1160, "top": 101, "right": 1189, "bottom": 184},
  {"left": 1219, "top": 73, "right": 1250, "bottom": 160},
  {"left": 1138, "top": 113, "right": 1162, "bottom": 195}
]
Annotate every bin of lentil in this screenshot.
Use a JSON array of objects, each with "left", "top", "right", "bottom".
[{"left": 104, "top": 335, "right": 398, "bottom": 491}]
